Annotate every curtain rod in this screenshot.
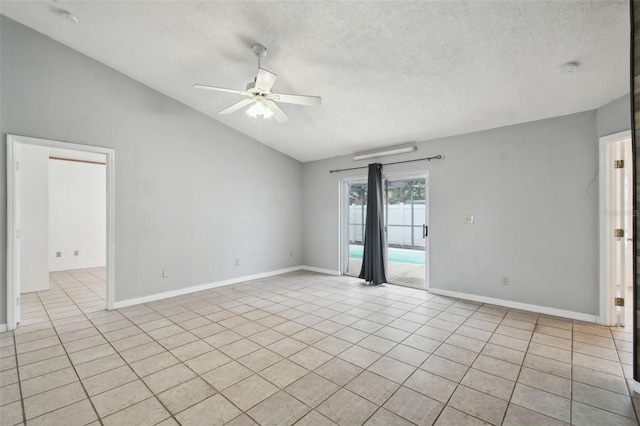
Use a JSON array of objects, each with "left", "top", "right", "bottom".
[{"left": 329, "top": 155, "right": 442, "bottom": 174}]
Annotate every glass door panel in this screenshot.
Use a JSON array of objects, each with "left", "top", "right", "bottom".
[
  {"left": 384, "top": 177, "right": 427, "bottom": 287},
  {"left": 346, "top": 181, "right": 367, "bottom": 276}
]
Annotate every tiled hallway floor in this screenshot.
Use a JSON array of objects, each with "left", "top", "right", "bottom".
[{"left": 1, "top": 269, "right": 639, "bottom": 425}]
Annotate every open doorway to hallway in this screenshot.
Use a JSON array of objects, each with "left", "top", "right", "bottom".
[
  {"left": 6, "top": 135, "right": 115, "bottom": 331},
  {"left": 16, "top": 147, "right": 107, "bottom": 327}
]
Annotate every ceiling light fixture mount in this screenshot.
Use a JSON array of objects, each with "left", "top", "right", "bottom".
[
  {"left": 353, "top": 145, "right": 417, "bottom": 161},
  {"left": 251, "top": 44, "right": 268, "bottom": 59}
]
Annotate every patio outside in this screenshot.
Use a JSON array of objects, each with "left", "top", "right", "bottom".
[{"left": 348, "top": 245, "right": 426, "bottom": 287}]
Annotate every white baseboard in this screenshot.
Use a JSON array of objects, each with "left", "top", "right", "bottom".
[
  {"left": 428, "top": 288, "right": 598, "bottom": 323},
  {"left": 0, "top": 324, "right": 8, "bottom": 333},
  {"left": 113, "top": 266, "right": 303, "bottom": 309},
  {"left": 50, "top": 263, "right": 106, "bottom": 272},
  {"left": 302, "top": 266, "right": 342, "bottom": 276}
]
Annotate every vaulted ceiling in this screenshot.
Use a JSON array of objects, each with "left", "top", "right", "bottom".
[{"left": 1, "top": 1, "right": 630, "bottom": 162}]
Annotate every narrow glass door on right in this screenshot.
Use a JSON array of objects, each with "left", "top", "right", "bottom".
[{"left": 385, "top": 176, "right": 428, "bottom": 287}]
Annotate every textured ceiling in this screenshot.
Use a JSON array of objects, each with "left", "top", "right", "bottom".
[{"left": 0, "top": 1, "right": 629, "bottom": 162}]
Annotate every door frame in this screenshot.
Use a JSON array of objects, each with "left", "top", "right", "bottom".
[
  {"left": 339, "top": 170, "right": 430, "bottom": 288},
  {"left": 6, "top": 134, "right": 116, "bottom": 331},
  {"left": 599, "top": 130, "right": 632, "bottom": 325}
]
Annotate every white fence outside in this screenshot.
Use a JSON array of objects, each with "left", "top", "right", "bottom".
[{"left": 349, "top": 204, "right": 426, "bottom": 248}]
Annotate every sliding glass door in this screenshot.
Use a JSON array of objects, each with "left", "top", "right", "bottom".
[{"left": 342, "top": 174, "right": 428, "bottom": 288}]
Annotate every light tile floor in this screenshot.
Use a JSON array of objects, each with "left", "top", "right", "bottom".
[{"left": 1, "top": 268, "right": 639, "bottom": 425}]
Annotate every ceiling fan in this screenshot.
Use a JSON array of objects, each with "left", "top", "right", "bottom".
[{"left": 193, "top": 44, "right": 321, "bottom": 123}]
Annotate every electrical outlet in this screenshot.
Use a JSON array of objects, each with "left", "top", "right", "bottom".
[
  {"left": 56, "top": 251, "right": 61, "bottom": 258},
  {"left": 74, "top": 250, "right": 79, "bottom": 256},
  {"left": 464, "top": 214, "right": 474, "bottom": 224},
  {"left": 162, "top": 270, "right": 169, "bottom": 278},
  {"left": 289, "top": 251, "right": 293, "bottom": 258},
  {"left": 501, "top": 276, "right": 509, "bottom": 285},
  {"left": 235, "top": 258, "right": 240, "bottom": 266}
]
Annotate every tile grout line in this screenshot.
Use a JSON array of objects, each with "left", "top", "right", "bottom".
[
  {"left": 70, "top": 307, "right": 180, "bottom": 424},
  {"left": 570, "top": 320, "right": 575, "bottom": 425},
  {"left": 500, "top": 313, "right": 535, "bottom": 425},
  {"left": 30, "top": 287, "right": 104, "bottom": 426},
  {"left": 135, "top": 286, "right": 347, "bottom": 423},
  {"left": 8, "top": 270, "right": 638, "bottom": 426},
  {"left": 142, "top": 302, "right": 267, "bottom": 423},
  {"left": 430, "top": 303, "right": 508, "bottom": 425},
  {"left": 10, "top": 330, "right": 29, "bottom": 426},
  {"left": 43, "top": 270, "right": 172, "bottom": 425}
]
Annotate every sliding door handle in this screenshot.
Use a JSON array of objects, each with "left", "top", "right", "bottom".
[{"left": 423, "top": 224, "right": 428, "bottom": 238}]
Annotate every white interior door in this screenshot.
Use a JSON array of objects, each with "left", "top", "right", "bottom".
[
  {"left": 612, "top": 139, "right": 626, "bottom": 326},
  {"left": 10, "top": 143, "right": 22, "bottom": 326},
  {"left": 600, "top": 132, "right": 632, "bottom": 327},
  {"left": 622, "top": 137, "right": 635, "bottom": 325}
]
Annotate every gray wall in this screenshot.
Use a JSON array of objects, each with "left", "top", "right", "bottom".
[
  {"left": 597, "top": 94, "right": 631, "bottom": 137},
  {"left": 0, "top": 17, "right": 303, "bottom": 323},
  {"left": 303, "top": 112, "right": 599, "bottom": 314},
  {"left": 0, "top": 16, "right": 632, "bottom": 323}
]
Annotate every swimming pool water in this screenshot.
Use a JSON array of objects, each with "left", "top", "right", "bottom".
[{"left": 349, "top": 245, "right": 425, "bottom": 265}]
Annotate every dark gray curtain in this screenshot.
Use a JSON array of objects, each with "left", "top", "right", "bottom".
[{"left": 359, "top": 163, "right": 388, "bottom": 285}]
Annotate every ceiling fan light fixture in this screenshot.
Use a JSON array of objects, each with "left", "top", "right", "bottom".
[
  {"left": 246, "top": 99, "right": 273, "bottom": 118},
  {"left": 246, "top": 101, "right": 265, "bottom": 117}
]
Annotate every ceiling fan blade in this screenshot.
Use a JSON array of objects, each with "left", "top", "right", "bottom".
[
  {"left": 255, "top": 68, "right": 278, "bottom": 92},
  {"left": 193, "top": 84, "right": 247, "bottom": 95},
  {"left": 265, "top": 100, "right": 289, "bottom": 123},
  {"left": 268, "top": 93, "right": 321, "bottom": 107},
  {"left": 218, "top": 98, "right": 254, "bottom": 114}
]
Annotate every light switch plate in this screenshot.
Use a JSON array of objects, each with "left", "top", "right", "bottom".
[{"left": 464, "top": 214, "right": 474, "bottom": 224}]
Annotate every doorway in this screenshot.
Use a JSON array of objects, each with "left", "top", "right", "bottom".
[
  {"left": 341, "top": 172, "right": 428, "bottom": 288},
  {"left": 599, "top": 130, "right": 633, "bottom": 327},
  {"left": 6, "top": 135, "right": 116, "bottom": 331}
]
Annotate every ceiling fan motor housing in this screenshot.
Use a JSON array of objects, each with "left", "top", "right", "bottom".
[{"left": 246, "top": 82, "right": 270, "bottom": 98}]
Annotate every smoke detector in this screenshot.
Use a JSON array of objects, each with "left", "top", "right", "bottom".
[
  {"left": 561, "top": 62, "right": 579, "bottom": 74},
  {"left": 61, "top": 11, "right": 79, "bottom": 24}
]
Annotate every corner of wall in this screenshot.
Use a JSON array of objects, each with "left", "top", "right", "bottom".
[{"left": 596, "top": 93, "right": 631, "bottom": 137}]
